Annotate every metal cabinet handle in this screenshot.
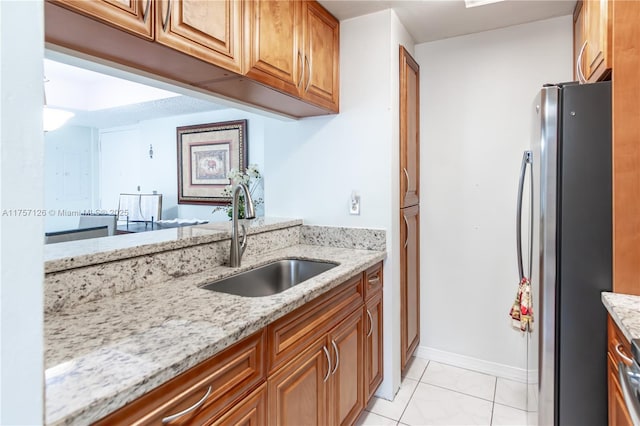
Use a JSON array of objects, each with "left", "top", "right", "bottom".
[
  {"left": 297, "top": 51, "right": 304, "bottom": 88},
  {"left": 142, "top": 0, "right": 151, "bottom": 23},
  {"left": 403, "top": 216, "right": 409, "bottom": 249},
  {"left": 304, "top": 55, "right": 311, "bottom": 92},
  {"left": 331, "top": 340, "right": 340, "bottom": 374},
  {"left": 616, "top": 343, "right": 634, "bottom": 366},
  {"left": 162, "top": 0, "right": 172, "bottom": 32},
  {"left": 366, "top": 309, "right": 374, "bottom": 338},
  {"left": 162, "top": 385, "right": 212, "bottom": 424},
  {"left": 403, "top": 167, "right": 410, "bottom": 190},
  {"left": 368, "top": 275, "right": 380, "bottom": 286},
  {"left": 322, "top": 346, "right": 331, "bottom": 382},
  {"left": 577, "top": 40, "right": 588, "bottom": 84}
]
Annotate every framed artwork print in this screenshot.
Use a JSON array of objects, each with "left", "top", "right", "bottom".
[{"left": 177, "top": 119, "right": 247, "bottom": 205}]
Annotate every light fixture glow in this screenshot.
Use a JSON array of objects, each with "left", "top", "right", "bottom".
[
  {"left": 464, "top": 0, "right": 504, "bottom": 8},
  {"left": 43, "top": 106, "right": 74, "bottom": 132}
]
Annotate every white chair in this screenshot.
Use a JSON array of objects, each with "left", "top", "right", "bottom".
[
  {"left": 78, "top": 214, "right": 117, "bottom": 236},
  {"left": 118, "top": 193, "right": 163, "bottom": 229}
]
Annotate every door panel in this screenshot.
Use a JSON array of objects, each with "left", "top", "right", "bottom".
[
  {"left": 245, "top": 0, "right": 301, "bottom": 96},
  {"left": 268, "top": 339, "right": 328, "bottom": 426},
  {"left": 401, "top": 205, "right": 420, "bottom": 370},
  {"left": 400, "top": 46, "right": 420, "bottom": 208},
  {"left": 49, "top": 0, "right": 153, "bottom": 39},
  {"left": 365, "top": 293, "right": 383, "bottom": 401},
  {"left": 330, "top": 310, "right": 364, "bottom": 426},
  {"left": 156, "top": 0, "right": 242, "bottom": 73},
  {"left": 301, "top": 1, "right": 339, "bottom": 111}
]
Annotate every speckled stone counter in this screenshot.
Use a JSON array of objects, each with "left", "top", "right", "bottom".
[
  {"left": 602, "top": 292, "right": 640, "bottom": 342},
  {"left": 44, "top": 222, "right": 386, "bottom": 425}
]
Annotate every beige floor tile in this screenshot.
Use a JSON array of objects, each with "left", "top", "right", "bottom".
[
  {"left": 491, "top": 403, "right": 528, "bottom": 425},
  {"left": 421, "top": 361, "right": 496, "bottom": 401},
  {"left": 400, "top": 383, "right": 493, "bottom": 426},
  {"left": 494, "top": 378, "right": 527, "bottom": 410},
  {"left": 367, "top": 378, "right": 419, "bottom": 421},
  {"left": 403, "top": 356, "right": 429, "bottom": 381},
  {"left": 355, "top": 411, "right": 398, "bottom": 426}
]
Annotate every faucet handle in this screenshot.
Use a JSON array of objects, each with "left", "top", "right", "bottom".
[{"left": 239, "top": 224, "right": 248, "bottom": 257}]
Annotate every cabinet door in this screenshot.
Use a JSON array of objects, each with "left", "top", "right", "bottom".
[
  {"left": 245, "top": 0, "right": 302, "bottom": 97},
  {"left": 210, "top": 384, "right": 267, "bottom": 426},
  {"left": 268, "top": 339, "right": 329, "bottom": 426},
  {"left": 584, "top": 0, "right": 612, "bottom": 82},
  {"left": 300, "top": 1, "right": 339, "bottom": 112},
  {"left": 49, "top": 0, "right": 153, "bottom": 39},
  {"left": 365, "top": 292, "right": 383, "bottom": 401},
  {"left": 156, "top": 0, "right": 243, "bottom": 73},
  {"left": 400, "top": 46, "right": 420, "bottom": 208},
  {"left": 329, "top": 310, "right": 364, "bottom": 426},
  {"left": 401, "top": 204, "right": 420, "bottom": 371}
]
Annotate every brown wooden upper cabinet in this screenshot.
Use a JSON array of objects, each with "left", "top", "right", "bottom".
[
  {"left": 46, "top": 0, "right": 339, "bottom": 116},
  {"left": 246, "top": 0, "right": 339, "bottom": 112},
  {"left": 574, "top": 0, "right": 612, "bottom": 83},
  {"left": 156, "top": 0, "right": 244, "bottom": 73},
  {"left": 50, "top": 0, "right": 154, "bottom": 39},
  {"left": 400, "top": 46, "right": 420, "bottom": 208}
]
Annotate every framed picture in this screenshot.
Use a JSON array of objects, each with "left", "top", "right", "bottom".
[{"left": 177, "top": 120, "right": 248, "bottom": 205}]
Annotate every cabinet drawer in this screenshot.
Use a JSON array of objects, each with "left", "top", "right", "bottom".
[
  {"left": 267, "top": 274, "right": 363, "bottom": 373},
  {"left": 94, "top": 330, "right": 266, "bottom": 425},
  {"left": 364, "top": 262, "right": 383, "bottom": 301}
]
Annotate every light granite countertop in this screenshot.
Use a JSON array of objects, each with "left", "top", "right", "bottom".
[
  {"left": 602, "top": 292, "right": 640, "bottom": 342},
  {"left": 44, "top": 217, "right": 302, "bottom": 273},
  {"left": 45, "top": 243, "right": 385, "bottom": 425}
]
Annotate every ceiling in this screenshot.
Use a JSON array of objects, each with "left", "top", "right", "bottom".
[
  {"left": 45, "top": 0, "right": 576, "bottom": 129},
  {"left": 318, "top": 0, "right": 575, "bottom": 43}
]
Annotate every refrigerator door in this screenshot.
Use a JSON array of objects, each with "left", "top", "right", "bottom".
[
  {"left": 556, "top": 81, "right": 611, "bottom": 426},
  {"left": 533, "top": 85, "right": 560, "bottom": 426}
]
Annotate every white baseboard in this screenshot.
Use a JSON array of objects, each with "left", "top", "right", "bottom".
[{"left": 414, "top": 345, "right": 534, "bottom": 383}]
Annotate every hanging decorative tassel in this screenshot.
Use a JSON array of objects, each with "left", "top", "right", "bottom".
[{"left": 510, "top": 277, "right": 534, "bottom": 332}]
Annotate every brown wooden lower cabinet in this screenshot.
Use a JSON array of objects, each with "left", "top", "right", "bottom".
[
  {"left": 607, "top": 315, "right": 634, "bottom": 426},
  {"left": 92, "top": 263, "right": 383, "bottom": 426},
  {"left": 401, "top": 205, "right": 420, "bottom": 371},
  {"left": 267, "top": 338, "right": 329, "bottom": 426}
]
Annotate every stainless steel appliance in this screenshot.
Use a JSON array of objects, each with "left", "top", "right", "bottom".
[
  {"left": 518, "top": 81, "right": 612, "bottom": 425},
  {"left": 619, "top": 339, "right": 640, "bottom": 425}
]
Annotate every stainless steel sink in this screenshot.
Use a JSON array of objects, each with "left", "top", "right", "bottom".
[{"left": 201, "top": 258, "right": 338, "bottom": 297}]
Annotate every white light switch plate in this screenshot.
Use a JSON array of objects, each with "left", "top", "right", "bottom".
[{"left": 350, "top": 191, "right": 360, "bottom": 215}]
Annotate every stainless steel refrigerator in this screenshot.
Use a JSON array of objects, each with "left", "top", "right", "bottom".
[{"left": 518, "top": 81, "right": 612, "bottom": 426}]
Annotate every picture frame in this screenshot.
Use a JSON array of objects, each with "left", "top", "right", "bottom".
[{"left": 177, "top": 120, "right": 248, "bottom": 205}]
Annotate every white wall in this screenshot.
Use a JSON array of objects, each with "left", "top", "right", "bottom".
[
  {"left": 44, "top": 125, "right": 99, "bottom": 232},
  {"left": 0, "top": 0, "right": 44, "bottom": 423},
  {"left": 99, "top": 108, "right": 267, "bottom": 223},
  {"left": 415, "top": 16, "right": 572, "bottom": 378},
  {"left": 265, "top": 9, "right": 414, "bottom": 399}
]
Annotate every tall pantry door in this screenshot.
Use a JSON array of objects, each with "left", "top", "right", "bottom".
[{"left": 399, "top": 46, "right": 420, "bottom": 371}]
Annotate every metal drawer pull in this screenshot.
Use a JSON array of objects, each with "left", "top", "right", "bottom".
[
  {"left": 162, "top": 385, "right": 212, "bottom": 424},
  {"left": 368, "top": 275, "right": 381, "bottom": 286},
  {"left": 304, "top": 55, "right": 311, "bottom": 92},
  {"left": 331, "top": 340, "right": 340, "bottom": 374},
  {"left": 367, "top": 309, "right": 374, "bottom": 338},
  {"left": 297, "top": 51, "right": 304, "bottom": 88},
  {"left": 615, "top": 343, "right": 634, "bottom": 366},
  {"left": 323, "top": 346, "right": 331, "bottom": 382},
  {"left": 403, "top": 167, "right": 410, "bottom": 190},
  {"left": 142, "top": 0, "right": 151, "bottom": 23},
  {"left": 162, "top": 0, "right": 172, "bottom": 32},
  {"left": 403, "top": 216, "right": 409, "bottom": 249},
  {"left": 577, "top": 40, "right": 588, "bottom": 84}
]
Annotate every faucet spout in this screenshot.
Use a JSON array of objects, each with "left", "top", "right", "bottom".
[{"left": 229, "top": 183, "right": 256, "bottom": 267}]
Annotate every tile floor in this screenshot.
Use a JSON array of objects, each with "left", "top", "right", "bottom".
[{"left": 356, "top": 357, "right": 537, "bottom": 426}]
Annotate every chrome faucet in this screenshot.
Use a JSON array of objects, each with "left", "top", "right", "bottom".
[{"left": 229, "top": 183, "right": 256, "bottom": 267}]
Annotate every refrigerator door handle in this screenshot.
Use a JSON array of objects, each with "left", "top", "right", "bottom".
[{"left": 516, "top": 150, "right": 533, "bottom": 281}]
